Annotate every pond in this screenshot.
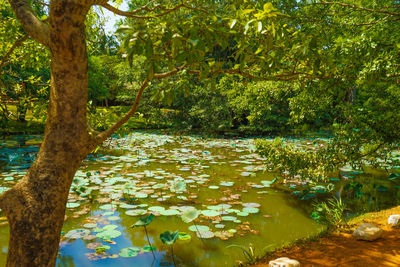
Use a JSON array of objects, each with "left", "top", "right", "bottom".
[{"left": 0, "top": 132, "right": 399, "bottom": 266}]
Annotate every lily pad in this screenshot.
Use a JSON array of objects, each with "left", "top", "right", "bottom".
[
  {"left": 242, "top": 202, "right": 261, "bottom": 208},
  {"left": 119, "top": 247, "right": 140, "bottom": 257},
  {"left": 96, "top": 229, "right": 122, "bottom": 240},
  {"left": 188, "top": 225, "right": 209, "bottom": 232},
  {"left": 65, "top": 229, "right": 90, "bottom": 239},
  {"left": 125, "top": 209, "right": 146, "bottom": 216},
  {"left": 148, "top": 206, "right": 165, "bottom": 212},
  {"left": 160, "top": 209, "right": 180, "bottom": 216},
  {"left": 66, "top": 202, "right": 80, "bottom": 209},
  {"left": 99, "top": 204, "right": 115, "bottom": 210},
  {"left": 141, "top": 246, "right": 156, "bottom": 252},
  {"left": 201, "top": 210, "right": 220, "bottom": 217},
  {"left": 82, "top": 223, "right": 97, "bottom": 229},
  {"left": 107, "top": 216, "right": 121, "bottom": 221},
  {"left": 221, "top": 216, "right": 237, "bottom": 221},
  {"left": 196, "top": 231, "right": 214, "bottom": 239},
  {"left": 242, "top": 207, "right": 259, "bottom": 214}
]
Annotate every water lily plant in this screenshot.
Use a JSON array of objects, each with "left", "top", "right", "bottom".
[
  {"left": 159, "top": 230, "right": 180, "bottom": 267},
  {"left": 181, "top": 207, "right": 205, "bottom": 244},
  {"left": 131, "top": 214, "right": 156, "bottom": 260},
  {"left": 170, "top": 180, "right": 186, "bottom": 193},
  {"left": 181, "top": 207, "right": 199, "bottom": 223}
]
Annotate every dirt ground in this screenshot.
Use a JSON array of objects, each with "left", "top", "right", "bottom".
[{"left": 254, "top": 206, "right": 400, "bottom": 267}]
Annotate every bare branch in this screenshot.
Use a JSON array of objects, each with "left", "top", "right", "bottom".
[
  {"left": 0, "top": 34, "right": 29, "bottom": 71},
  {"left": 8, "top": 0, "right": 50, "bottom": 47},
  {"left": 321, "top": 1, "right": 400, "bottom": 17},
  {"left": 99, "top": 2, "right": 207, "bottom": 19},
  {"left": 94, "top": 79, "right": 149, "bottom": 145}
]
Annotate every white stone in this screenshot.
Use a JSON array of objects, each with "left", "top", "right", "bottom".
[
  {"left": 353, "top": 223, "right": 383, "bottom": 241},
  {"left": 388, "top": 215, "right": 400, "bottom": 226},
  {"left": 269, "top": 257, "right": 300, "bottom": 267}
]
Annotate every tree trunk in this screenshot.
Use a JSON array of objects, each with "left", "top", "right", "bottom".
[{"left": 0, "top": 1, "right": 92, "bottom": 266}]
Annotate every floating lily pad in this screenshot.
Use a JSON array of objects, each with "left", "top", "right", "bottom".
[
  {"left": 82, "top": 223, "right": 97, "bottom": 229},
  {"left": 102, "top": 225, "right": 118, "bottom": 231},
  {"left": 178, "top": 232, "right": 191, "bottom": 241},
  {"left": 119, "top": 204, "right": 137, "bottom": 209},
  {"left": 119, "top": 247, "right": 140, "bottom": 257},
  {"left": 66, "top": 202, "right": 80, "bottom": 209},
  {"left": 99, "top": 204, "right": 115, "bottom": 210},
  {"left": 107, "top": 216, "right": 121, "bottom": 221},
  {"left": 221, "top": 216, "right": 237, "bottom": 221},
  {"left": 242, "top": 207, "right": 259, "bottom": 214},
  {"left": 208, "top": 185, "right": 219, "bottom": 189},
  {"left": 160, "top": 209, "right": 180, "bottom": 216},
  {"left": 188, "top": 225, "right": 209, "bottom": 232},
  {"left": 201, "top": 210, "right": 220, "bottom": 217},
  {"left": 96, "top": 229, "right": 122, "bottom": 240},
  {"left": 141, "top": 246, "right": 156, "bottom": 252},
  {"left": 242, "top": 202, "right": 261, "bottom": 208},
  {"left": 65, "top": 229, "right": 90, "bottom": 239},
  {"left": 148, "top": 206, "right": 165, "bottom": 212},
  {"left": 125, "top": 209, "right": 146, "bottom": 216},
  {"left": 196, "top": 231, "right": 214, "bottom": 239}
]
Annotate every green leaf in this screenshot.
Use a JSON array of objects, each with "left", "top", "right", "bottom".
[
  {"left": 230, "top": 19, "right": 237, "bottom": 29},
  {"left": 263, "top": 3, "right": 274, "bottom": 12},
  {"left": 178, "top": 232, "right": 191, "bottom": 241},
  {"left": 145, "top": 39, "right": 153, "bottom": 58},
  {"left": 119, "top": 247, "right": 140, "bottom": 257},
  {"left": 131, "top": 213, "right": 155, "bottom": 228},
  {"left": 159, "top": 230, "right": 180, "bottom": 245}
]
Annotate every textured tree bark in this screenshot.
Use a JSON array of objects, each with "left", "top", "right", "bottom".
[{"left": 0, "top": 1, "right": 93, "bottom": 266}]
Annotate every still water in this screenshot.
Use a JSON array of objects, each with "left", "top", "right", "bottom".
[{"left": 0, "top": 132, "right": 398, "bottom": 266}]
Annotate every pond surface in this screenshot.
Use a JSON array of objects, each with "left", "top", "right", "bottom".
[{"left": 0, "top": 132, "right": 399, "bottom": 266}]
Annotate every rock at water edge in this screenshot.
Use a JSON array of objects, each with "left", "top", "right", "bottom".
[
  {"left": 353, "top": 223, "right": 383, "bottom": 241},
  {"left": 388, "top": 215, "right": 400, "bottom": 226},
  {"left": 269, "top": 257, "right": 300, "bottom": 267}
]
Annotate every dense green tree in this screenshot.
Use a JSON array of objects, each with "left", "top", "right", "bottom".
[
  {"left": 256, "top": 0, "right": 400, "bottom": 179},
  {"left": 0, "top": 0, "right": 399, "bottom": 266},
  {"left": 0, "top": 1, "right": 309, "bottom": 265}
]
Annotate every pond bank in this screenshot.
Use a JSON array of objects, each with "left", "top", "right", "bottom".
[{"left": 253, "top": 205, "right": 400, "bottom": 267}]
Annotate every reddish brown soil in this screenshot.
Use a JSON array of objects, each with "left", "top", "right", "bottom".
[{"left": 254, "top": 206, "right": 400, "bottom": 267}]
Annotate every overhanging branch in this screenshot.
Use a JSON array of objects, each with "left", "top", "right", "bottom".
[
  {"left": 320, "top": 1, "right": 400, "bottom": 17},
  {"left": 92, "top": 64, "right": 189, "bottom": 146},
  {"left": 8, "top": 0, "right": 50, "bottom": 47},
  {"left": 99, "top": 2, "right": 207, "bottom": 19},
  {"left": 93, "top": 79, "right": 149, "bottom": 145},
  {"left": 0, "top": 34, "right": 29, "bottom": 71}
]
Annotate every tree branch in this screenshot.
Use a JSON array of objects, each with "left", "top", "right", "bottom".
[
  {"left": 0, "top": 34, "right": 29, "bottom": 71},
  {"left": 93, "top": 79, "right": 149, "bottom": 145},
  {"left": 187, "top": 68, "right": 330, "bottom": 81},
  {"left": 153, "top": 64, "right": 187, "bottom": 79},
  {"left": 8, "top": 0, "right": 50, "bottom": 47},
  {"left": 99, "top": 2, "right": 207, "bottom": 19},
  {"left": 320, "top": 1, "right": 400, "bottom": 17}
]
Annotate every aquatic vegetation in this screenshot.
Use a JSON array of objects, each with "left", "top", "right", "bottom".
[
  {"left": 159, "top": 230, "right": 180, "bottom": 266},
  {"left": 0, "top": 133, "right": 398, "bottom": 266},
  {"left": 312, "top": 197, "right": 347, "bottom": 230},
  {"left": 181, "top": 207, "right": 199, "bottom": 223},
  {"left": 131, "top": 214, "right": 156, "bottom": 259}
]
